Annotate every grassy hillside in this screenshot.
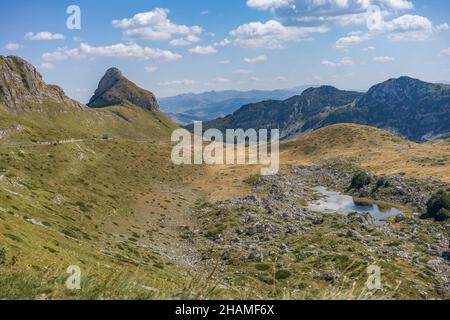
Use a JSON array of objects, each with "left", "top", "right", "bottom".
[
  {"left": 281, "top": 124, "right": 450, "bottom": 182},
  {"left": 0, "top": 104, "right": 213, "bottom": 299},
  {"left": 1, "top": 106, "right": 449, "bottom": 299}
]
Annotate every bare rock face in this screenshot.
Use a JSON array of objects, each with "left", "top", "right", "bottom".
[
  {"left": 0, "top": 55, "right": 84, "bottom": 111},
  {"left": 88, "top": 68, "right": 160, "bottom": 112}
]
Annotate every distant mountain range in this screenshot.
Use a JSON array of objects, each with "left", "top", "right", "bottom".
[
  {"left": 159, "top": 86, "right": 313, "bottom": 125},
  {"left": 193, "top": 77, "right": 450, "bottom": 142}
]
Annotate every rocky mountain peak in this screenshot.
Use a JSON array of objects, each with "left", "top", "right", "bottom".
[
  {"left": 88, "top": 67, "right": 160, "bottom": 112},
  {"left": 0, "top": 55, "right": 84, "bottom": 111}
]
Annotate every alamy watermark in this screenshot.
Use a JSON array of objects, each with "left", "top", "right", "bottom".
[
  {"left": 366, "top": 264, "right": 382, "bottom": 291},
  {"left": 66, "top": 5, "right": 81, "bottom": 30},
  {"left": 66, "top": 265, "right": 81, "bottom": 290},
  {"left": 171, "top": 122, "right": 280, "bottom": 176}
]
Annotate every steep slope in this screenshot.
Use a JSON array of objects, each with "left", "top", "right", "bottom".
[
  {"left": 194, "top": 86, "right": 363, "bottom": 139},
  {"left": 0, "top": 57, "right": 203, "bottom": 299},
  {"left": 88, "top": 68, "right": 160, "bottom": 112},
  {"left": 0, "top": 55, "right": 84, "bottom": 111},
  {"left": 321, "top": 77, "right": 450, "bottom": 141}
]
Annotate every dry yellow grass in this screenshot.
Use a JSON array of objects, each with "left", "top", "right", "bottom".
[{"left": 192, "top": 124, "right": 450, "bottom": 202}]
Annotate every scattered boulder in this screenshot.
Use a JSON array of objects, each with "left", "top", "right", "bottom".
[{"left": 347, "top": 212, "right": 374, "bottom": 225}]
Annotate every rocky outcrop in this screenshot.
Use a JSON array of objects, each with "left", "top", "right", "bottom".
[
  {"left": 88, "top": 68, "right": 160, "bottom": 112},
  {"left": 0, "top": 55, "right": 84, "bottom": 111}
]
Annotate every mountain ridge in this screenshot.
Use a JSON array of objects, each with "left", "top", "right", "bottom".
[
  {"left": 0, "top": 55, "right": 85, "bottom": 111},
  {"left": 159, "top": 86, "right": 313, "bottom": 125},
  {"left": 197, "top": 77, "right": 450, "bottom": 141}
]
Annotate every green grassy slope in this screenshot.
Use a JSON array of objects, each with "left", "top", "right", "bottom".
[{"left": 0, "top": 104, "right": 210, "bottom": 299}]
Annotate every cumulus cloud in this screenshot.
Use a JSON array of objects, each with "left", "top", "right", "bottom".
[
  {"left": 158, "top": 79, "right": 196, "bottom": 86},
  {"left": 189, "top": 45, "right": 217, "bottom": 54},
  {"left": 213, "top": 77, "right": 230, "bottom": 83},
  {"left": 145, "top": 66, "right": 159, "bottom": 73},
  {"left": 233, "top": 69, "right": 253, "bottom": 74},
  {"left": 247, "top": 0, "right": 414, "bottom": 27},
  {"left": 246, "top": 0, "right": 291, "bottom": 10},
  {"left": 113, "top": 8, "right": 202, "bottom": 42},
  {"left": 438, "top": 47, "right": 450, "bottom": 57},
  {"left": 42, "top": 42, "right": 182, "bottom": 62},
  {"left": 25, "top": 32, "right": 65, "bottom": 41},
  {"left": 244, "top": 54, "right": 268, "bottom": 63},
  {"left": 39, "top": 62, "right": 55, "bottom": 70},
  {"left": 230, "top": 20, "right": 328, "bottom": 48},
  {"left": 373, "top": 56, "right": 395, "bottom": 62},
  {"left": 5, "top": 43, "right": 22, "bottom": 50},
  {"left": 170, "top": 38, "right": 191, "bottom": 46},
  {"left": 335, "top": 14, "right": 446, "bottom": 48},
  {"left": 321, "top": 56, "right": 354, "bottom": 67}
]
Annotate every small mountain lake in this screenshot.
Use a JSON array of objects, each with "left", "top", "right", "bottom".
[{"left": 308, "top": 187, "right": 403, "bottom": 225}]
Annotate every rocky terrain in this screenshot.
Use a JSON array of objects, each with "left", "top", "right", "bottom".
[
  {"left": 88, "top": 67, "right": 160, "bottom": 112},
  {"left": 190, "top": 161, "right": 450, "bottom": 299},
  {"left": 0, "top": 55, "right": 84, "bottom": 111}
]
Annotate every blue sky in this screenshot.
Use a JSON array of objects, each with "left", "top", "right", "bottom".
[{"left": 1, "top": 0, "right": 450, "bottom": 102}]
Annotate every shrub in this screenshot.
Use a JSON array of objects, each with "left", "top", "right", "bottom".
[
  {"left": 350, "top": 171, "right": 372, "bottom": 189},
  {"left": 425, "top": 190, "right": 450, "bottom": 221},
  {"left": 255, "top": 263, "right": 271, "bottom": 271},
  {"left": 275, "top": 270, "right": 291, "bottom": 280},
  {"left": 435, "top": 208, "right": 450, "bottom": 222},
  {"left": 376, "top": 177, "right": 390, "bottom": 189}
]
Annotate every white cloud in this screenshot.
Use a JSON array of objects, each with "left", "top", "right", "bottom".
[
  {"left": 363, "top": 46, "right": 377, "bottom": 51},
  {"left": 436, "top": 23, "right": 449, "bottom": 31},
  {"left": 233, "top": 69, "right": 253, "bottom": 74},
  {"left": 247, "top": 0, "right": 414, "bottom": 27},
  {"left": 25, "top": 32, "right": 65, "bottom": 41},
  {"left": 214, "top": 38, "right": 231, "bottom": 47},
  {"left": 438, "top": 47, "right": 450, "bottom": 57},
  {"left": 373, "top": 56, "right": 395, "bottom": 62},
  {"left": 39, "top": 62, "right": 55, "bottom": 70},
  {"left": 219, "top": 60, "right": 231, "bottom": 64},
  {"left": 250, "top": 76, "right": 260, "bottom": 82},
  {"left": 276, "top": 76, "right": 287, "bottom": 81},
  {"left": 158, "top": 79, "right": 196, "bottom": 86},
  {"left": 170, "top": 34, "right": 201, "bottom": 46},
  {"left": 5, "top": 43, "right": 22, "bottom": 50},
  {"left": 335, "top": 14, "right": 445, "bottom": 48},
  {"left": 113, "top": 8, "right": 202, "bottom": 42},
  {"left": 321, "top": 56, "right": 354, "bottom": 67},
  {"left": 170, "top": 38, "right": 191, "bottom": 46},
  {"left": 189, "top": 45, "right": 217, "bottom": 54},
  {"left": 42, "top": 47, "right": 85, "bottom": 61},
  {"left": 42, "top": 42, "right": 182, "bottom": 62},
  {"left": 230, "top": 20, "right": 328, "bottom": 48},
  {"left": 246, "top": 0, "right": 290, "bottom": 10},
  {"left": 244, "top": 54, "right": 268, "bottom": 63},
  {"left": 145, "top": 66, "right": 159, "bottom": 73},
  {"left": 335, "top": 33, "right": 371, "bottom": 48},
  {"left": 213, "top": 77, "right": 230, "bottom": 83}
]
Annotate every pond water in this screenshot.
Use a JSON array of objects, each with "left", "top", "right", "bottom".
[{"left": 308, "top": 187, "right": 403, "bottom": 225}]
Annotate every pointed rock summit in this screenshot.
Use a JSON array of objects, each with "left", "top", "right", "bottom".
[
  {"left": 0, "top": 55, "right": 84, "bottom": 111},
  {"left": 88, "top": 67, "right": 160, "bottom": 112}
]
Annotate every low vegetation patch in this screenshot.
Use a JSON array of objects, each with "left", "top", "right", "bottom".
[
  {"left": 350, "top": 171, "right": 372, "bottom": 189},
  {"left": 423, "top": 190, "right": 450, "bottom": 221}
]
